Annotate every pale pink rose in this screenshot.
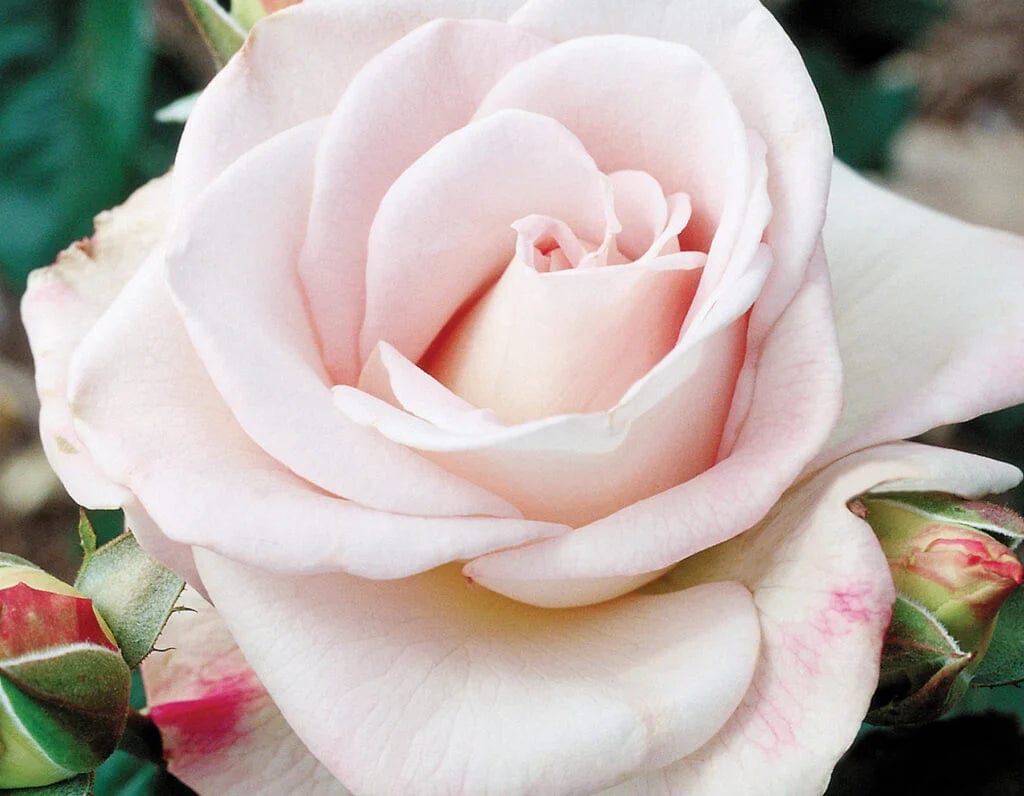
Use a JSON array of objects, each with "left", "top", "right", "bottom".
[{"left": 21, "top": 0, "right": 1024, "bottom": 792}]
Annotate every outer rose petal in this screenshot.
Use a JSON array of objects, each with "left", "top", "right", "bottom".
[
  {"left": 465, "top": 250, "right": 842, "bottom": 606},
  {"left": 142, "top": 589, "right": 346, "bottom": 795},
  {"left": 816, "top": 162, "right": 1024, "bottom": 465},
  {"left": 68, "top": 256, "right": 566, "bottom": 580},
  {"left": 300, "top": 18, "right": 551, "bottom": 384},
  {"left": 173, "top": 0, "right": 527, "bottom": 209},
  {"left": 193, "top": 552, "right": 761, "bottom": 794},
  {"left": 20, "top": 176, "right": 169, "bottom": 508},
  {"left": 168, "top": 120, "right": 517, "bottom": 519},
  {"left": 621, "top": 442, "right": 1021, "bottom": 795}
]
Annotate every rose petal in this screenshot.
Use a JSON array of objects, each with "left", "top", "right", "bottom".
[
  {"left": 359, "top": 109, "right": 611, "bottom": 365},
  {"left": 173, "top": 0, "right": 527, "bottom": 211},
  {"left": 168, "top": 120, "right": 520, "bottom": 519},
  {"left": 299, "top": 18, "right": 550, "bottom": 384},
  {"left": 423, "top": 254, "right": 702, "bottom": 423},
  {"left": 339, "top": 305, "right": 742, "bottom": 530},
  {"left": 816, "top": 162, "right": 1024, "bottom": 466},
  {"left": 474, "top": 33, "right": 766, "bottom": 328},
  {"left": 607, "top": 170, "right": 676, "bottom": 259},
  {"left": 509, "top": 0, "right": 832, "bottom": 337},
  {"left": 193, "top": 552, "right": 760, "bottom": 794},
  {"left": 623, "top": 442, "right": 1019, "bottom": 794},
  {"left": 142, "top": 589, "right": 346, "bottom": 795},
  {"left": 20, "top": 176, "right": 170, "bottom": 508},
  {"left": 68, "top": 258, "right": 567, "bottom": 579},
  {"left": 464, "top": 251, "right": 842, "bottom": 605}
]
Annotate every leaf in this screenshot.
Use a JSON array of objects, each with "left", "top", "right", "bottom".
[
  {"left": 77, "top": 511, "right": 97, "bottom": 566},
  {"left": 0, "top": 0, "right": 153, "bottom": 290},
  {"left": 1, "top": 773, "right": 94, "bottom": 796},
  {"left": 74, "top": 534, "right": 184, "bottom": 669},
  {"left": 184, "top": 0, "right": 246, "bottom": 68},
  {"left": 972, "top": 585, "right": 1024, "bottom": 687}
]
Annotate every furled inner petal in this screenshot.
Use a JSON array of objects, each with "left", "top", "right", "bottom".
[
  {"left": 358, "top": 109, "right": 610, "bottom": 366},
  {"left": 298, "top": 18, "right": 551, "bottom": 385},
  {"left": 420, "top": 164, "right": 701, "bottom": 424}
]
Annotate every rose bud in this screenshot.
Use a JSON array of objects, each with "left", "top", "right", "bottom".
[
  {"left": 0, "top": 554, "right": 131, "bottom": 787},
  {"left": 854, "top": 493, "right": 1024, "bottom": 725}
]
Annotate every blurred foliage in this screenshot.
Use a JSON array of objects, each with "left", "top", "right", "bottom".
[
  {"left": 777, "top": 0, "right": 950, "bottom": 170},
  {"left": 0, "top": 0, "right": 186, "bottom": 291}
]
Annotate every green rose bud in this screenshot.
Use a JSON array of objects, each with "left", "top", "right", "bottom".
[
  {"left": 853, "top": 493, "right": 1024, "bottom": 725},
  {"left": 0, "top": 553, "right": 130, "bottom": 787}
]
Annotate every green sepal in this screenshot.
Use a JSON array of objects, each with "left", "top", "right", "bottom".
[
  {"left": 867, "top": 491, "right": 1024, "bottom": 547},
  {"left": 0, "top": 554, "right": 40, "bottom": 572},
  {"left": 76, "top": 511, "right": 97, "bottom": 568},
  {"left": 184, "top": 0, "right": 246, "bottom": 67},
  {"left": 867, "top": 595, "right": 973, "bottom": 725},
  {"left": 1, "top": 646, "right": 130, "bottom": 771},
  {"left": 972, "top": 584, "right": 1024, "bottom": 687},
  {"left": 2, "top": 772, "right": 94, "bottom": 796},
  {"left": 74, "top": 529, "right": 184, "bottom": 669}
]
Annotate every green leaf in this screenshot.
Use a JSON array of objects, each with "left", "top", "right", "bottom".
[
  {"left": 184, "top": 0, "right": 246, "bottom": 68},
  {"left": 0, "top": 0, "right": 153, "bottom": 290},
  {"left": 2, "top": 772, "right": 94, "bottom": 796},
  {"left": 973, "top": 585, "right": 1024, "bottom": 687},
  {"left": 77, "top": 511, "right": 97, "bottom": 567},
  {"left": 74, "top": 534, "right": 184, "bottom": 669}
]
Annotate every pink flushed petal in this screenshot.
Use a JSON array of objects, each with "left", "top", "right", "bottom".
[
  {"left": 122, "top": 497, "right": 202, "bottom": 594},
  {"left": 816, "top": 162, "right": 1024, "bottom": 466},
  {"left": 424, "top": 255, "right": 701, "bottom": 424},
  {"left": 299, "top": 18, "right": 550, "bottom": 384},
  {"left": 360, "top": 109, "right": 610, "bottom": 365},
  {"left": 510, "top": 0, "right": 832, "bottom": 344},
  {"left": 194, "top": 552, "right": 761, "bottom": 794},
  {"left": 168, "top": 121, "right": 518, "bottom": 519},
  {"left": 142, "top": 589, "right": 347, "bottom": 795},
  {"left": 465, "top": 253, "right": 842, "bottom": 606},
  {"left": 172, "top": 0, "right": 528, "bottom": 213},
  {"left": 20, "top": 176, "right": 170, "bottom": 508},
  {"left": 68, "top": 259, "right": 566, "bottom": 579},
  {"left": 621, "top": 442, "right": 1019, "bottom": 795},
  {"left": 474, "top": 34, "right": 758, "bottom": 312},
  {"left": 344, "top": 311, "right": 743, "bottom": 529}
]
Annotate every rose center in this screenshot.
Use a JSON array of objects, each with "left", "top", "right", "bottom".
[{"left": 419, "top": 169, "right": 706, "bottom": 425}]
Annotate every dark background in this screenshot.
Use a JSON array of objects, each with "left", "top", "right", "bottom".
[{"left": 1, "top": 1, "right": 1023, "bottom": 792}]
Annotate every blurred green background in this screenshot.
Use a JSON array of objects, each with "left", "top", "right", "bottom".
[{"left": 1, "top": 0, "right": 1023, "bottom": 793}]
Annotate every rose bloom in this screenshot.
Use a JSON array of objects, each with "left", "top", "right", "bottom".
[{"left": 22, "top": 0, "right": 1024, "bottom": 793}]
